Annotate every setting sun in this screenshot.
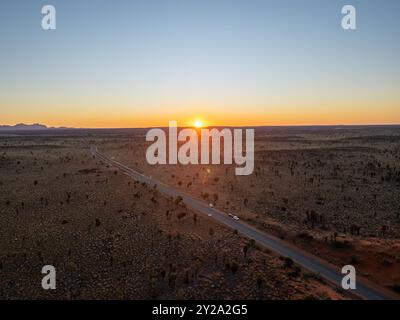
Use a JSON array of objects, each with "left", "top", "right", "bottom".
[{"left": 194, "top": 121, "right": 203, "bottom": 128}]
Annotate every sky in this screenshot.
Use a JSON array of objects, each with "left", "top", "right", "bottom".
[{"left": 0, "top": 0, "right": 399, "bottom": 128}]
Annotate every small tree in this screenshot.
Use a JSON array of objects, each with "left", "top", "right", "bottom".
[{"left": 243, "top": 245, "right": 248, "bottom": 257}]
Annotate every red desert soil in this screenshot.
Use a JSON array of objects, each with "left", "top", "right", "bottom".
[
  {"left": 0, "top": 136, "right": 352, "bottom": 299},
  {"left": 94, "top": 126, "right": 400, "bottom": 297}
]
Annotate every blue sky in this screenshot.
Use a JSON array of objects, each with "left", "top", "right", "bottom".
[{"left": 0, "top": 0, "right": 399, "bottom": 127}]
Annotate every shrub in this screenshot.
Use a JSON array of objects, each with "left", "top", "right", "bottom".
[
  {"left": 283, "top": 257, "right": 294, "bottom": 268},
  {"left": 231, "top": 262, "right": 239, "bottom": 274},
  {"left": 175, "top": 196, "right": 183, "bottom": 205},
  {"left": 177, "top": 212, "right": 186, "bottom": 220},
  {"left": 297, "top": 231, "right": 313, "bottom": 241}
]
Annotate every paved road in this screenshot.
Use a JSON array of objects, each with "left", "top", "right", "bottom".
[{"left": 90, "top": 145, "right": 395, "bottom": 300}]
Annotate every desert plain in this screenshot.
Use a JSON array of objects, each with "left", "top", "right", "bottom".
[{"left": 1, "top": 125, "right": 399, "bottom": 299}]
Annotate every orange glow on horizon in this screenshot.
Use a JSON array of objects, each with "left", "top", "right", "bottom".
[{"left": 2, "top": 101, "right": 400, "bottom": 128}]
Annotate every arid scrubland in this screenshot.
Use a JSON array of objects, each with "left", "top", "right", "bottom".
[
  {"left": 96, "top": 126, "right": 400, "bottom": 295},
  {"left": 0, "top": 134, "right": 349, "bottom": 299}
]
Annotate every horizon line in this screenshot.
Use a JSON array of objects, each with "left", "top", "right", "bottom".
[{"left": 2, "top": 123, "right": 400, "bottom": 130}]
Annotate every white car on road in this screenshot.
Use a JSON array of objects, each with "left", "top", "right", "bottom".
[{"left": 228, "top": 213, "right": 240, "bottom": 220}]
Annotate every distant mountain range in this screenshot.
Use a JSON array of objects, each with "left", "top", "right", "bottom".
[
  {"left": 0, "top": 123, "right": 48, "bottom": 130},
  {"left": 0, "top": 123, "right": 67, "bottom": 130}
]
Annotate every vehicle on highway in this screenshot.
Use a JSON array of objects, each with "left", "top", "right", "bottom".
[
  {"left": 209, "top": 203, "right": 214, "bottom": 208},
  {"left": 228, "top": 213, "right": 240, "bottom": 220}
]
